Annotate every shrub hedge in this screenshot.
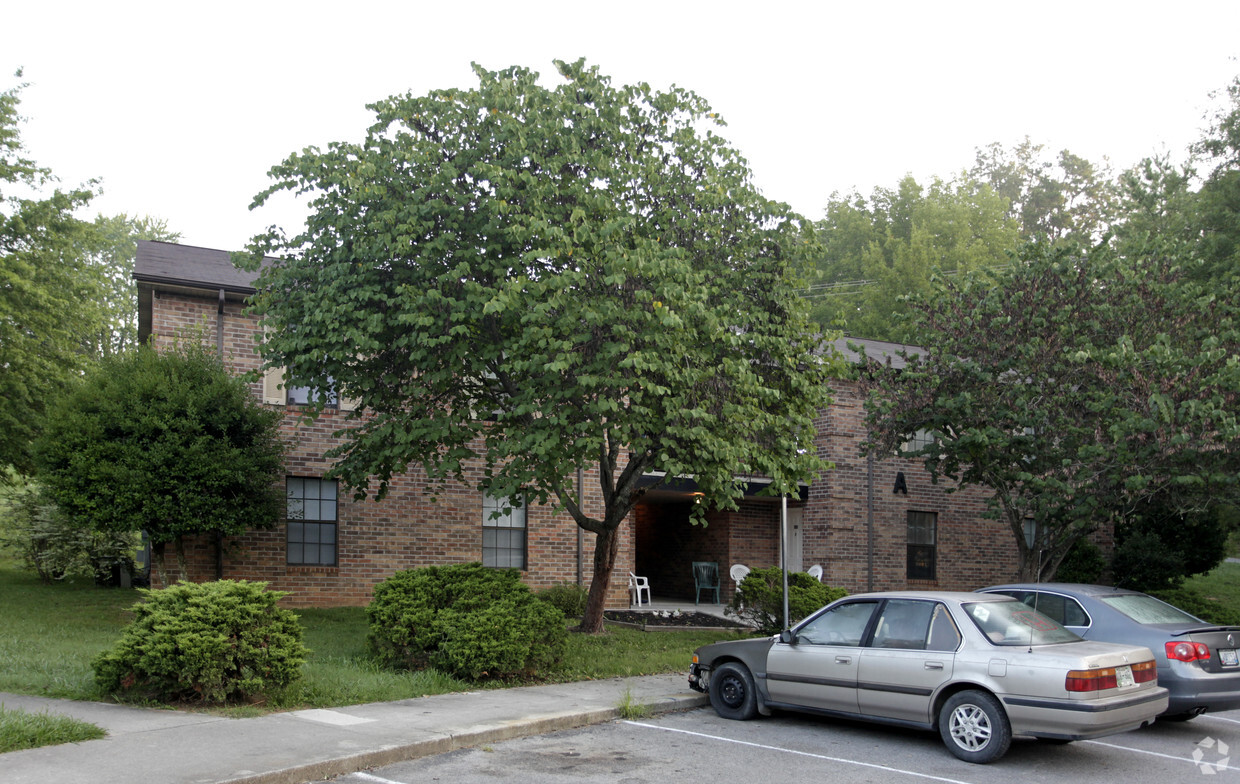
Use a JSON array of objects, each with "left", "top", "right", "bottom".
[
  {"left": 727, "top": 566, "right": 847, "bottom": 634},
  {"left": 92, "top": 580, "right": 307, "bottom": 703},
  {"left": 367, "top": 563, "right": 566, "bottom": 680}
]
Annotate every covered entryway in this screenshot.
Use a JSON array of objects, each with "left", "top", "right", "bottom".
[{"left": 630, "top": 476, "right": 807, "bottom": 606}]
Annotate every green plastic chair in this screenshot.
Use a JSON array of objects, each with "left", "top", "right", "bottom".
[{"left": 692, "top": 561, "right": 720, "bottom": 605}]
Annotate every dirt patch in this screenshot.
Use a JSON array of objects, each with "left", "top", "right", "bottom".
[{"left": 603, "top": 609, "right": 746, "bottom": 629}]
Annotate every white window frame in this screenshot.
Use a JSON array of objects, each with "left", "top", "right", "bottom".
[{"left": 482, "top": 492, "right": 526, "bottom": 569}]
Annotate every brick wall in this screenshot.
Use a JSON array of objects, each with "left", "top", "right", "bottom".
[
  {"left": 806, "top": 378, "right": 1019, "bottom": 593},
  {"left": 145, "top": 285, "right": 1022, "bottom": 609},
  {"left": 146, "top": 287, "right": 632, "bottom": 607}
]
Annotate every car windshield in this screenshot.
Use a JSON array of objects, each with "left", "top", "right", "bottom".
[
  {"left": 962, "top": 600, "right": 1082, "bottom": 646},
  {"left": 1101, "top": 594, "right": 1201, "bottom": 624}
]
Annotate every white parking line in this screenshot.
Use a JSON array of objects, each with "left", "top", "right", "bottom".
[
  {"left": 1199, "top": 713, "right": 1240, "bottom": 726},
  {"left": 623, "top": 721, "right": 977, "bottom": 784},
  {"left": 1084, "top": 739, "right": 1240, "bottom": 773},
  {"left": 350, "top": 772, "right": 405, "bottom": 784}
]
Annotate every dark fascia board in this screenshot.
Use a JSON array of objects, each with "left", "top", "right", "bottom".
[{"left": 638, "top": 472, "right": 811, "bottom": 502}]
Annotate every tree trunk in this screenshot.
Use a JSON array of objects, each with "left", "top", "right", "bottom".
[
  {"left": 174, "top": 536, "right": 188, "bottom": 583},
  {"left": 151, "top": 540, "right": 169, "bottom": 588},
  {"left": 577, "top": 525, "right": 622, "bottom": 634}
]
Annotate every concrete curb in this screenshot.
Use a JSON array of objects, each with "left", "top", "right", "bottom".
[{"left": 221, "top": 691, "right": 709, "bottom": 784}]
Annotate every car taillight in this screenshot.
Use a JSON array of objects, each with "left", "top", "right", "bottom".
[
  {"left": 1132, "top": 660, "right": 1157, "bottom": 683},
  {"left": 1066, "top": 668, "right": 1119, "bottom": 692},
  {"left": 1166, "top": 641, "right": 1211, "bottom": 662}
]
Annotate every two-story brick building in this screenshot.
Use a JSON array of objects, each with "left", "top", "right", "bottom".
[{"left": 134, "top": 240, "right": 1017, "bottom": 607}]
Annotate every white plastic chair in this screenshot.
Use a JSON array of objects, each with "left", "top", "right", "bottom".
[
  {"left": 729, "top": 563, "right": 750, "bottom": 591},
  {"left": 730, "top": 563, "right": 750, "bottom": 609},
  {"left": 807, "top": 564, "right": 824, "bottom": 582},
  {"left": 628, "top": 572, "right": 651, "bottom": 607}
]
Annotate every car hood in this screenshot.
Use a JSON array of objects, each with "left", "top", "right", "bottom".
[{"left": 695, "top": 635, "right": 776, "bottom": 665}]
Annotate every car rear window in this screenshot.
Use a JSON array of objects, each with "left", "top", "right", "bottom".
[
  {"left": 1100, "top": 594, "right": 1201, "bottom": 624},
  {"left": 963, "top": 600, "right": 1081, "bottom": 646}
]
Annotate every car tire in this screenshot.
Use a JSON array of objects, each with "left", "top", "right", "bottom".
[
  {"left": 709, "top": 662, "right": 759, "bottom": 721},
  {"left": 938, "top": 690, "right": 1011, "bottom": 764}
]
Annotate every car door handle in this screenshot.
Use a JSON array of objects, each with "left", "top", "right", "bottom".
[
  {"left": 924, "top": 661, "right": 944, "bottom": 670},
  {"left": 835, "top": 656, "right": 852, "bottom": 664}
]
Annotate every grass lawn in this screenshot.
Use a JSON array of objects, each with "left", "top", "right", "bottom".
[
  {"left": 0, "top": 561, "right": 742, "bottom": 714},
  {"left": 0, "top": 705, "right": 105, "bottom": 753}
]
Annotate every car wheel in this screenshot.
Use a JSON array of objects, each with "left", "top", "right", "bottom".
[
  {"left": 709, "top": 662, "right": 759, "bottom": 721},
  {"left": 938, "top": 690, "right": 1011, "bottom": 764}
]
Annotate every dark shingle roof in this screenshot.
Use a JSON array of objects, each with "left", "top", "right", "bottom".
[
  {"left": 133, "top": 240, "right": 260, "bottom": 293},
  {"left": 830, "top": 336, "right": 923, "bottom": 369}
]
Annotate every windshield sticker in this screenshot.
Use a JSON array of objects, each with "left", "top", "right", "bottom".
[{"left": 1013, "top": 610, "right": 1058, "bottom": 631}]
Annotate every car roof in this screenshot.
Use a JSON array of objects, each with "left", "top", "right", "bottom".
[
  {"left": 981, "top": 583, "right": 1144, "bottom": 598},
  {"left": 844, "top": 590, "right": 1012, "bottom": 603}
]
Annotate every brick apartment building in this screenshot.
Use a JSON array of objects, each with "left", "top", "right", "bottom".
[{"left": 134, "top": 240, "right": 1018, "bottom": 608}]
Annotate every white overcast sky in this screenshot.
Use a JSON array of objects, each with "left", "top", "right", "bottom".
[{"left": 4, "top": 1, "right": 1239, "bottom": 252}]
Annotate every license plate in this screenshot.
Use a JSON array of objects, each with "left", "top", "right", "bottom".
[
  {"left": 1221, "top": 649, "right": 1239, "bottom": 667},
  {"left": 1116, "top": 665, "right": 1134, "bottom": 688}
]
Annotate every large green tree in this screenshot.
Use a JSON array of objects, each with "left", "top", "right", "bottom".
[
  {"left": 860, "top": 240, "right": 1240, "bottom": 581},
  {"left": 34, "top": 341, "right": 286, "bottom": 585},
  {"left": 1191, "top": 75, "right": 1240, "bottom": 285},
  {"left": 243, "top": 60, "right": 837, "bottom": 632},
  {"left": 1, "top": 76, "right": 108, "bottom": 473},
  {"left": 970, "top": 138, "right": 1117, "bottom": 241},
  {"left": 804, "top": 175, "right": 1018, "bottom": 341},
  {"left": 86, "top": 214, "right": 180, "bottom": 357},
  {"left": 1, "top": 77, "right": 178, "bottom": 473}
]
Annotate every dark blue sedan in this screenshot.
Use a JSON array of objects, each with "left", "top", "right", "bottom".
[{"left": 981, "top": 583, "right": 1240, "bottom": 720}]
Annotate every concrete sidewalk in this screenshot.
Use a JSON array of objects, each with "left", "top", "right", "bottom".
[{"left": 0, "top": 674, "right": 708, "bottom": 784}]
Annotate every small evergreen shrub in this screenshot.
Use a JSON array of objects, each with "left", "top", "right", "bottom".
[
  {"left": 367, "top": 563, "right": 567, "bottom": 681},
  {"left": 0, "top": 479, "right": 138, "bottom": 585},
  {"left": 1151, "top": 587, "right": 1240, "bottom": 626},
  {"left": 727, "top": 566, "right": 847, "bottom": 634},
  {"left": 1053, "top": 538, "right": 1105, "bottom": 584},
  {"left": 536, "top": 582, "right": 589, "bottom": 618},
  {"left": 92, "top": 580, "right": 307, "bottom": 703}
]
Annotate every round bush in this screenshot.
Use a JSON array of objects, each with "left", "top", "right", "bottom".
[
  {"left": 92, "top": 580, "right": 307, "bottom": 703},
  {"left": 727, "top": 566, "right": 847, "bottom": 634},
  {"left": 367, "top": 563, "right": 567, "bottom": 680},
  {"left": 536, "top": 582, "right": 589, "bottom": 618}
]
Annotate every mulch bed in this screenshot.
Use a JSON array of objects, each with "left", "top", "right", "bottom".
[{"left": 603, "top": 609, "right": 747, "bottom": 630}]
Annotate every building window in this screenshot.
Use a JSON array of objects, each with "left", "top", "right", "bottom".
[
  {"left": 907, "top": 511, "right": 937, "bottom": 580},
  {"left": 287, "top": 381, "right": 337, "bottom": 408},
  {"left": 287, "top": 477, "right": 337, "bottom": 566},
  {"left": 482, "top": 493, "right": 526, "bottom": 569},
  {"left": 902, "top": 429, "right": 935, "bottom": 453},
  {"left": 1023, "top": 518, "right": 1044, "bottom": 550}
]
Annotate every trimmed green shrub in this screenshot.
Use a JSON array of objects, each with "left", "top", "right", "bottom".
[
  {"left": 1151, "top": 587, "right": 1240, "bottom": 626},
  {"left": 0, "top": 477, "right": 139, "bottom": 585},
  {"left": 536, "top": 582, "right": 589, "bottom": 618},
  {"left": 1052, "top": 538, "right": 1105, "bottom": 584},
  {"left": 92, "top": 580, "right": 307, "bottom": 703},
  {"left": 727, "top": 566, "right": 847, "bottom": 634},
  {"left": 367, "top": 563, "right": 567, "bottom": 680}
]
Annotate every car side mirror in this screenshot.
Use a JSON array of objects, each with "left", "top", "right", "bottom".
[{"left": 779, "top": 629, "right": 796, "bottom": 645}]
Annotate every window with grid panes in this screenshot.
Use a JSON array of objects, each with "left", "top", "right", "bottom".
[
  {"left": 906, "top": 511, "right": 937, "bottom": 580},
  {"left": 286, "top": 478, "right": 337, "bottom": 565},
  {"left": 482, "top": 493, "right": 526, "bottom": 569}
]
